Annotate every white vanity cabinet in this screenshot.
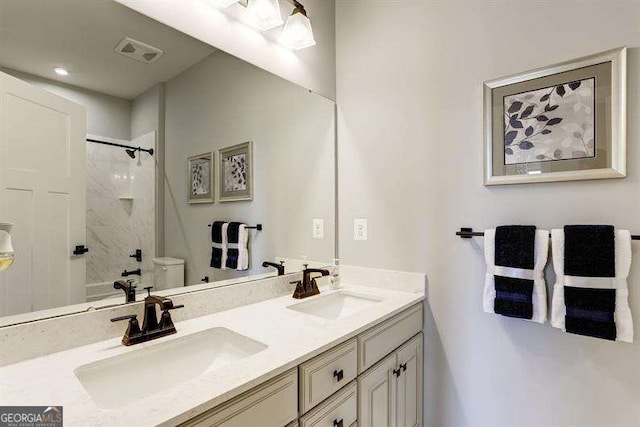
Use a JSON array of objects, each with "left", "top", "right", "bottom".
[
  {"left": 394, "top": 334, "right": 423, "bottom": 427},
  {"left": 358, "top": 333, "right": 423, "bottom": 427},
  {"left": 181, "top": 302, "right": 423, "bottom": 427},
  {"left": 179, "top": 369, "right": 298, "bottom": 427}
]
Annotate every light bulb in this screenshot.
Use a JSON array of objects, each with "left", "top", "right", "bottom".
[
  {"left": 246, "top": 0, "right": 283, "bottom": 31},
  {"left": 280, "top": 8, "right": 315, "bottom": 50}
]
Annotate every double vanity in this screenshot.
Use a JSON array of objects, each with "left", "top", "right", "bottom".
[{"left": 0, "top": 268, "right": 425, "bottom": 426}]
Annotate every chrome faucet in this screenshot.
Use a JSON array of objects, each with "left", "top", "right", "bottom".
[
  {"left": 291, "top": 265, "right": 330, "bottom": 299},
  {"left": 111, "top": 286, "right": 184, "bottom": 346}
]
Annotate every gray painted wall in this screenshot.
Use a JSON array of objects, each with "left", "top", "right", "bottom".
[
  {"left": 131, "top": 84, "right": 163, "bottom": 140},
  {"left": 336, "top": 1, "right": 640, "bottom": 426},
  {"left": 1, "top": 67, "right": 131, "bottom": 140},
  {"left": 131, "top": 84, "right": 166, "bottom": 258},
  {"left": 164, "top": 51, "right": 335, "bottom": 285}
]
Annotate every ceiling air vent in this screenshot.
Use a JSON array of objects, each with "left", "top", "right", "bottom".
[{"left": 114, "top": 37, "right": 163, "bottom": 64}]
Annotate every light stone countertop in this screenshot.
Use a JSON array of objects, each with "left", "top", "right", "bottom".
[{"left": 0, "top": 284, "right": 424, "bottom": 427}]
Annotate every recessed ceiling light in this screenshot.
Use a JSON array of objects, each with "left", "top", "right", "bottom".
[{"left": 52, "top": 66, "right": 69, "bottom": 76}]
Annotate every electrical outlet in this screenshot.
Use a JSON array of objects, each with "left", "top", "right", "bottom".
[
  {"left": 313, "top": 218, "right": 324, "bottom": 239},
  {"left": 354, "top": 218, "right": 368, "bottom": 241}
]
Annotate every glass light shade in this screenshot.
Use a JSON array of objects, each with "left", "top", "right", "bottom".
[
  {"left": 0, "top": 224, "right": 14, "bottom": 271},
  {"left": 207, "top": 0, "right": 240, "bottom": 7},
  {"left": 246, "top": 0, "right": 283, "bottom": 31},
  {"left": 280, "top": 10, "right": 315, "bottom": 50}
]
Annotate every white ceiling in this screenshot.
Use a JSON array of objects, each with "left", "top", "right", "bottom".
[{"left": 0, "top": 0, "right": 216, "bottom": 99}]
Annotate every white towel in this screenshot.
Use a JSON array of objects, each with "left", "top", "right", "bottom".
[
  {"left": 225, "top": 223, "right": 249, "bottom": 271},
  {"left": 483, "top": 228, "right": 549, "bottom": 323},
  {"left": 551, "top": 229, "right": 633, "bottom": 343},
  {"left": 237, "top": 224, "right": 249, "bottom": 271}
]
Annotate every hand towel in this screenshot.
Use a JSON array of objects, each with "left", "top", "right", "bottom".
[
  {"left": 210, "top": 221, "right": 228, "bottom": 269},
  {"left": 551, "top": 226, "right": 633, "bottom": 342},
  {"left": 226, "top": 222, "right": 249, "bottom": 271},
  {"left": 483, "top": 226, "right": 549, "bottom": 323}
]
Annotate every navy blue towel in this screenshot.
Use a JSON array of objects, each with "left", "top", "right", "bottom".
[
  {"left": 210, "top": 221, "right": 225, "bottom": 269},
  {"left": 493, "top": 226, "right": 537, "bottom": 320},
  {"left": 564, "top": 225, "right": 615, "bottom": 277},
  {"left": 495, "top": 225, "right": 536, "bottom": 269},
  {"left": 563, "top": 225, "right": 617, "bottom": 341}
]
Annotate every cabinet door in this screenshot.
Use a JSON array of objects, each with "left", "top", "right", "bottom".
[
  {"left": 357, "top": 353, "right": 396, "bottom": 427},
  {"left": 395, "top": 333, "right": 423, "bottom": 427}
]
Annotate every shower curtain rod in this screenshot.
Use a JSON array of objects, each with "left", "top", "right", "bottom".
[{"left": 86, "top": 138, "right": 154, "bottom": 156}]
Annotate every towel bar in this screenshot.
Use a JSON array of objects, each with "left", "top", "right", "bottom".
[
  {"left": 456, "top": 227, "right": 640, "bottom": 240},
  {"left": 208, "top": 223, "right": 262, "bottom": 231}
]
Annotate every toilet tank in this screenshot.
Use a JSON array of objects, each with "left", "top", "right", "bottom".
[{"left": 153, "top": 257, "right": 185, "bottom": 290}]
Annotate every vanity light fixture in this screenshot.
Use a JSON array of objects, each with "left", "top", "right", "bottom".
[
  {"left": 0, "top": 223, "right": 15, "bottom": 271},
  {"left": 52, "top": 66, "right": 70, "bottom": 76},
  {"left": 280, "top": 1, "right": 315, "bottom": 50},
  {"left": 246, "top": 0, "right": 283, "bottom": 31},
  {"left": 203, "top": 0, "right": 315, "bottom": 49}
]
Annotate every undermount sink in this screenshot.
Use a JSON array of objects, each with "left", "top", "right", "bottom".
[
  {"left": 74, "top": 327, "right": 267, "bottom": 410},
  {"left": 287, "top": 290, "right": 383, "bottom": 320}
]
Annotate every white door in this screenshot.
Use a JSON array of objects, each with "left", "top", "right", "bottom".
[
  {"left": 0, "top": 71, "right": 86, "bottom": 316},
  {"left": 358, "top": 352, "right": 397, "bottom": 427},
  {"left": 395, "top": 333, "right": 423, "bottom": 427}
]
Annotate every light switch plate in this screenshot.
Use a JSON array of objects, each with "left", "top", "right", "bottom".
[
  {"left": 354, "top": 218, "right": 368, "bottom": 241},
  {"left": 313, "top": 218, "right": 324, "bottom": 239}
]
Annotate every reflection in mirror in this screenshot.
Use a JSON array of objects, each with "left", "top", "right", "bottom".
[{"left": 0, "top": 0, "right": 335, "bottom": 325}]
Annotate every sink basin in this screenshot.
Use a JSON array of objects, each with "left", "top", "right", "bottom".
[
  {"left": 287, "top": 291, "right": 382, "bottom": 320},
  {"left": 74, "top": 327, "right": 267, "bottom": 409}
]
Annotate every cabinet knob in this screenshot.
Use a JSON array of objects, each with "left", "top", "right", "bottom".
[
  {"left": 333, "top": 369, "right": 344, "bottom": 382},
  {"left": 400, "top": 363, "right": 407, "bottom": 372},
  {"left": 333, "top": 419, "right": 343, "bottom": 427},
  {"left": 393, "top": 367, "right": 402, "bottom": 378}
]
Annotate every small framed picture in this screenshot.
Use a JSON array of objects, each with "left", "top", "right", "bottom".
[
  {"left": 188, "top": 152, "right": 214, "bottom": 203},
  {"left": 483, "top": 47, "right": 626, "bottom": 185},
  {"left": 217, "top": 141, "right": 253, "bottom": 202}
]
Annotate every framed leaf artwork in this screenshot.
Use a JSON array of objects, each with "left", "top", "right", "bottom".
[
  {"left": 483, "top": 47, "right": 626, "bottom": 185},
  {"left": 217, "top": 141, "right": 253, "bottom": 202},
  {"left": 188, "top": 152, "right": 214, "bottom": 203}
]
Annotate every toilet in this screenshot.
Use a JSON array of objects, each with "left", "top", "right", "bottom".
[{"left": 152, "top": 257, "right": 185, "bottom": 290}]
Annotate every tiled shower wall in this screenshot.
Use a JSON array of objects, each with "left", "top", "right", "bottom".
[{"left": 85, "top": 132, "right": 155, "bottom": 300}]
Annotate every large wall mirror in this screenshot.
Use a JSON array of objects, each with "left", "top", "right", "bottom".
[{"left": 0, "top": 0, "right": 335, "bottom": 325}]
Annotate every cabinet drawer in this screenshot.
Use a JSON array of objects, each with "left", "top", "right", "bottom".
[
  {"left": 299, "top": 338, "right": 358, "bottom": 414},
  {"left": 299, "top": 381, "right": 357, "bottom": 427},
  {"left": 180, "top": 369, "right": 298, "bottom": 427},
  {"left": 358, "top": 303, "right": 422, "bottom": 373}
]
